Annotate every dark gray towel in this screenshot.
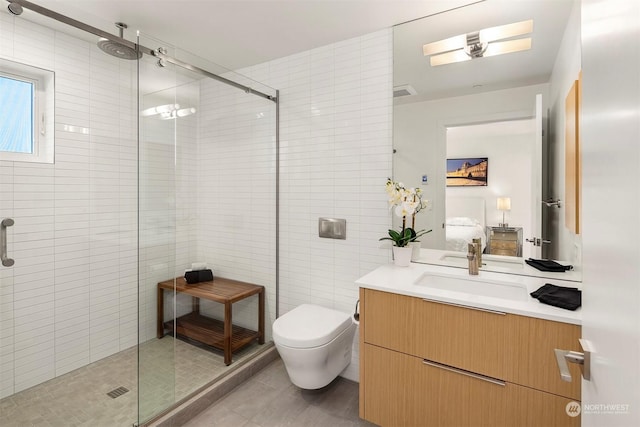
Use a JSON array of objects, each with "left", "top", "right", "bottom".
[
  {"left": 530, "top": 283, "right": 581, "bottom": 310},
  {"left": 525, "top": 258, "right": 573, "bottom": 272}
]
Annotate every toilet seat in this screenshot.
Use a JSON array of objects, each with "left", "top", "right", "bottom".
[{"left": 273, "top": 304, "right": 353, "bottom": 349}]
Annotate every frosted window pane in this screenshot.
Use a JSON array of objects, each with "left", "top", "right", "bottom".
[{"left": 0, "top": 75, "right": 34, "bottom": 154}]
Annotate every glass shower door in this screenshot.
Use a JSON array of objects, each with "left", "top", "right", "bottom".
[
  {"left": 138, "top": 33, "right": 207, "bottom": 422},
  {"left": 137, "top": 32, "right": 278, "bottom": 424},
  {"left": 137, "top": 34, "right": 179, "bottom": 422},
  {"left": 1, "top": 26, "right": 138, "bottom": 426}
]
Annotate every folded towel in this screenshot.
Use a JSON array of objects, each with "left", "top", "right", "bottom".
[
  {"left": 530, "top": 283, "right": 581, "bottom": 310},
  {"left": 184, "top": 269, "right": 214, "bottom": 284},
  {"left": 529, "top": 283, "right": 578, "bottom": 299},
  {"left": 525, "top": 258, "right": 573, "bottom": 272}
]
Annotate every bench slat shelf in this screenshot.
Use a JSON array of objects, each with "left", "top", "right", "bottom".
[{"left": 164, "top": 312, "right": 261, "bottom": 351}]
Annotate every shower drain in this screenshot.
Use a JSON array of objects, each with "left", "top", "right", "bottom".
[{"left": 107, "top": 386, "right": 129, "bottom": 399}]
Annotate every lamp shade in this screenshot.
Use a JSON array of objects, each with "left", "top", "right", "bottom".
[{"left": 497, "top": 197, "right": 511, "bottom": 211}]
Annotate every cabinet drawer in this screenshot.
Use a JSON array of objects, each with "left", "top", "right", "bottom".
[
  {"left": 505, "top": 314, "right": 582, "bottom": 400},
  {"left": 491, "top": 240, "right": 517, "bottom": 250},
  {"left": 414, "top": 298, "right": 506, "bottom": 379},
  {"left": 362, "top": 344, "right": 415, "bottom": 427},
  {"left": 362, "top": 344, "right": 580, "bottom": 427},
  {"left": 363, "top": 289, "right": 506, "bottom": 379},
  {"left": 362, "top": 343, "right": 509, "bottom": 427},
  {"left": 363, "top": 290, "right": 417, "bottom": 355},
  {"left": 507, "top": 382, "right": 580, "bottom": 427},
  {"left": 492, "top": 231, "right": 518, "bottom": 240}
]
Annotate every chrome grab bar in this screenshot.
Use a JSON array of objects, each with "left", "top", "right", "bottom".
[{"left": 1, "top": 218, "right": 15, "bottom": 267}]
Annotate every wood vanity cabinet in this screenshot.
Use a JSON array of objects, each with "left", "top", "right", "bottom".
[{"left": 359, "top": 288, "right": 581, "bottom": 427}]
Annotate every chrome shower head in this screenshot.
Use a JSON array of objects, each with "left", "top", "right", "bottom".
[
  {"left": 97, "top": 22, "right": 141, "bottom": 60},
  {"left": 7, "top": 1, "right": 23, "bottom": 15}
]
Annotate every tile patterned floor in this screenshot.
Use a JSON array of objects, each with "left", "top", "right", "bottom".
[
  {"left": 0, "top": 337, "right": 262, "bottom": 427},
  {"left": 182, "top": 358, "right": 375, "bottom": 427}
]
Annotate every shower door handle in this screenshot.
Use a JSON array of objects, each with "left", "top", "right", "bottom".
[{"left": 1, "top": 218, "right": 15, "bottom": 267}]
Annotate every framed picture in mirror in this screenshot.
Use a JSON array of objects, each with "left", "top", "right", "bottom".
[{"left": 446, "top": 157, "right": 488, "bottom": 187}]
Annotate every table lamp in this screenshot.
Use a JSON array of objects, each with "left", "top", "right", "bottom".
[{"left": 497, "top": 197, "right": 511, "bottom": 228}]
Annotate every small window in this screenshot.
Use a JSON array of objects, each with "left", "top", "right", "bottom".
[{"left": 0, "top": 58, "right": 54, "bottom": 163}]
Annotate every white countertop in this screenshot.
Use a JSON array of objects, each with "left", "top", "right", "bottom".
[{"left": 356, "top": 262, "right": 582, "bottom": 325}]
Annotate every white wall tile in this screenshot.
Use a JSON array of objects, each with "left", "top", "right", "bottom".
[{"left": 249, "top": 28, "right": 393, "bottom": 382}]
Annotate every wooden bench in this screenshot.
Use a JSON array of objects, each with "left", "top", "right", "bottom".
[{"left": 157, "top": 276, "right": 265, "bottom": 365}]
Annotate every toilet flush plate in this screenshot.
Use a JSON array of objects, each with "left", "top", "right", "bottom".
[{"left": 318, "top": 218, "right": 346, "bottom": 240}]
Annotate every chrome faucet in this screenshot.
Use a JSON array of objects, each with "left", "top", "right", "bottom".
[{"left": 467, "top": 243, "right": 479, "bottom": 275}]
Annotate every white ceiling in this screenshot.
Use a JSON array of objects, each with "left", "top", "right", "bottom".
[
  {"left": 31, "top": 0, "right": 479, "bottom": 70},
  {"left": 15, "top": 0, "right": 575, "bottom": 100}
]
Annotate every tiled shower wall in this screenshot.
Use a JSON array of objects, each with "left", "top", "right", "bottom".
[
  {"left": 0, "top": 15, "right": 137, "bottom": 398},
  {"left": 193, "top": 78, "right": 277, "bottom": 339},
  {"left": 239, "top": 29, "right": 394, "bottom": 381}
]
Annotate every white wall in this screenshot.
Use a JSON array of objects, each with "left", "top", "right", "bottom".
[
  {"left": 446, "top": 121, "right": 534, "bottom": 256},
  {"left": 394, "top": 84, "right": 548, "bottom": 251},
  {"left": 547, "top": 0, "right": 582, "bottom": 262},
  {"left": 235, "top": 29, "right": 394, "bottom": 381},
  {"left": 0, "top": 15, "right": 137, "bottom": 398}
]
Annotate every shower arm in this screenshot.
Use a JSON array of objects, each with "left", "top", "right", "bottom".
[{"left": 6, "top": 0, "right": 277, "bottom": 103}]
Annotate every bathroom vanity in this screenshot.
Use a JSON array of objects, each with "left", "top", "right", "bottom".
[{"left": 356, "top": 263, "right": 581, "bottom": 427}]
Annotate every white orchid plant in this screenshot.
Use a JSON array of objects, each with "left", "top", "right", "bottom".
[{"left": 380, "top": 179, "right": 431, "bottom": 247}]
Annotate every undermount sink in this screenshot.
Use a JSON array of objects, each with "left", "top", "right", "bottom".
[
  {"left": 439, "top": 252, "right": 524, "bottom": 270},
  {"left": 414, "top": 272, "right": 529, "bottom": 301}
]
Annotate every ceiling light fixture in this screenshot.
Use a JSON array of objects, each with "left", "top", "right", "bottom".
[
  {"left": 159, "top": 107, "right": 197, "bottom": 120},
  {"left": 142, "top": 104, "right": 196, "bottom": 120},
  {"left": 141, "top": 104, "right": 180, "bottom": 117},
  {"left": 423, "top": 19, "right": 533, "bottom": 67}
]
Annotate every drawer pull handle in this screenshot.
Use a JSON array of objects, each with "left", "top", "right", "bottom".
[
  {"left": 421, "top": 298, "right": 506, "bottom": 315},
  {"left": 422, "top": 360, "right": 506, "bottom": 386}
]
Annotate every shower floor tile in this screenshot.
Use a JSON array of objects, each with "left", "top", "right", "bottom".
[{"left": 0, "top": 337, "right": 262, "bottom": 427}]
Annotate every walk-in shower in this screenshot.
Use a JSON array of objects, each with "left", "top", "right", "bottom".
[{"left": 0, "top": 1, "right": 279, "bottom": 425}]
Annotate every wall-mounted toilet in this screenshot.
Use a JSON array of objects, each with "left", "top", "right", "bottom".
[{"left": 273, "top": 304, "right": 357, "bottom": 389}]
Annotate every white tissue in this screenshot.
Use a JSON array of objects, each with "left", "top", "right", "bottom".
[{"left": 191, "top": 262, "right": 207, "bottom": 271}]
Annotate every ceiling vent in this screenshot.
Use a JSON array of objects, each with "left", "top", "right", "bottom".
[{"left": 393, "top": 84, "right": 417, "bottom": 98}]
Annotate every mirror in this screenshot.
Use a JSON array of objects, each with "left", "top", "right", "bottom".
[{"left": 392, "top": 0, "right": 582, "bottom": 280}]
